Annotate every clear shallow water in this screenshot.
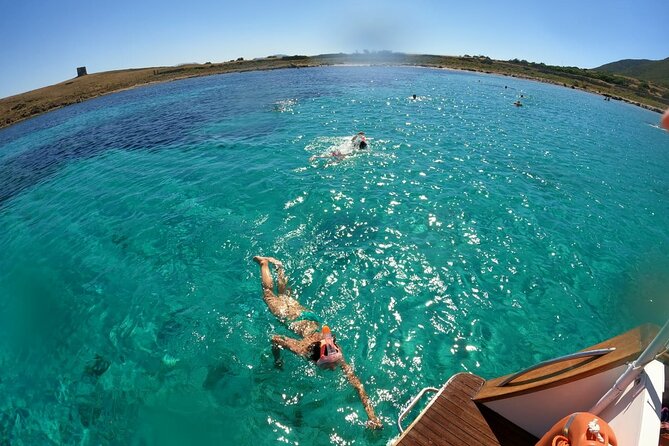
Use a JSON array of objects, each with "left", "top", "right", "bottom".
[{"left": 0, "top": 66, "right": 668, "bottom": 445}]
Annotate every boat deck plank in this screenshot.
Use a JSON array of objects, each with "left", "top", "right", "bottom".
[{"left": 395, "top": 373, "right": 537, "bottom": 446}]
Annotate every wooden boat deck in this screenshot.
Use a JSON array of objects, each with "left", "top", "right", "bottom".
[
  {"left": 395, "top": 373, "right": 537, "bottom": 446},
  {"left": 394, "top": 325, "right": 664, "bottom": 445}
]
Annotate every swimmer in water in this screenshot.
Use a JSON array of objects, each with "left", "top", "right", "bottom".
[
  {"left": 309, "top": 132, "right": 368, "bottom": 162},
  {"left": 253, "top": 256, "right": 382, "bottom": 430},
  {"left": 351, "top": 131, "right": 368, "bottom": 150}
]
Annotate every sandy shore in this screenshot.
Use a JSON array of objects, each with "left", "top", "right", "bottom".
[
  {"left": 1, "top": 54, "right": 665, "bottom": 130},
  {"left": 0, "top": 59, "right": 316, "bottom": 129}
]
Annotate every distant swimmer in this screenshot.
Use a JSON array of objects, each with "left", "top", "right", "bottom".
[
  {"left": 412, "top": 94, "right": 417, "bottom": 100},
  {"left": 514, "top": 100, "right": 523, "bottom": 107},
  {"left": 252, "top": 256, "right": 383, "bottom": 429}
]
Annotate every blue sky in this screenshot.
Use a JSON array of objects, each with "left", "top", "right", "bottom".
[{"left": 1, "top": 0, "right": 667, "bottom": 98}]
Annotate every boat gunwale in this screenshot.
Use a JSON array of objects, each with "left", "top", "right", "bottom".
[{"left": 474, "top": 324, "right": 659, "bottom": 403}]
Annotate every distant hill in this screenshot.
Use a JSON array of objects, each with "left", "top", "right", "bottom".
[{"left": 595, "top": 57, "right": 669, "bottom": 86}]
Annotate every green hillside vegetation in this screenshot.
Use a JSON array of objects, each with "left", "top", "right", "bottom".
[
  {"left": 321, "top": 53, "right": 669, "bottom": 110},
  {"left": 596, "top": 58, "right": 669, "bottom": 87},
  {"left": 2, "top": 52, "right": 667, "bottom": 130}
]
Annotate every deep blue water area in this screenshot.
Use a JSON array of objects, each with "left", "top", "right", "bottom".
[{"left": 0, "top": 66, "right": 668, "bottom": 445}]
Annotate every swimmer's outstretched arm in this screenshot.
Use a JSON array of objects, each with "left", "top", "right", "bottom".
[
  {"left": 273, "top": 335, "right": 381, "bottom": 429},
  {"left": 271, "top": 334, "right": 312, "bottom": 357},
  {"left": 340, "top": 360, "right": 383, "bottom": 429}
]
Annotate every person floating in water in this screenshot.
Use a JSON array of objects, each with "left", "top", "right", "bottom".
[
  {"left": 514, "top": 100, "right": 523, "bottom": 107},
  {"left": 253, "top": 256, "right": 383, "bottom": 430},
  {"left": 310, "top": 132, "right": 368, "bottom": 162}
]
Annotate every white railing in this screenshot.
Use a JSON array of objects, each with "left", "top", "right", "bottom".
[{"left": 590, "top": 318, "right": 669, "bottom": 414}]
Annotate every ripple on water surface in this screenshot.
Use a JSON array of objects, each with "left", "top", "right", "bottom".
[{"left": 0, "top": 66, "right": 668, "bottom": 445}]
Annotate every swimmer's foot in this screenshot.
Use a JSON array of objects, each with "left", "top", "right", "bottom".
[
  {"left": 253, "top": 256, "right": 268, "bottom": 265},
  {"left": 253, "top": 256, "right": 283, "bottom": 268},
  {"left": 266, "top": 257, "right": 283, "bottom": 268}
]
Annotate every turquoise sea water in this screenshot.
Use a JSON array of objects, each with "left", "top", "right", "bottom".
[{"left": 0, "top": 66, "right": 668, "bottom": 445}]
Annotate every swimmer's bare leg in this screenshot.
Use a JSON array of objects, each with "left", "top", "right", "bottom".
[
  {"left": 254, "top": 256, "right": 297, "bottom": 324},
  {"left": 254, "top": 256, "right": 313, "bottom": 334},
  {"left": 253, "top": 256, "right": 275, "bottom": 294},
  {"left": 254, "top": 256, "right": 288, "bottom": 294},
  {"left": 276, "top": 263, "right": 288, "bottom": 295}
]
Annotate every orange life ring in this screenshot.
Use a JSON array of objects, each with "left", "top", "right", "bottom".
[{"left": 536, "top": 412, "right": 617, "bottom": 446}]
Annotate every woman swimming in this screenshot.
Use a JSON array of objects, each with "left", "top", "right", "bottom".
[{"left": 253, "top": 255, "right": 382, "bottom": 429}]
